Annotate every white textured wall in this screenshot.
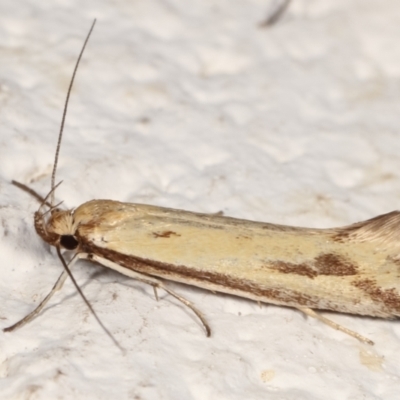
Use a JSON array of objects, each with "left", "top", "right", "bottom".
[{"left": 1, "top": 1, "right": 400, "bottom": 399}]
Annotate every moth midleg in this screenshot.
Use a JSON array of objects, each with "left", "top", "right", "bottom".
[
  {"left": 297, "top": 307, "right": 374, "bottom": 345},
  {"left": 4, "top": 252, "right": 86, "bottom": 332},
  {"left": 88, "top": 254, "right": 211, "bottom": 336}
]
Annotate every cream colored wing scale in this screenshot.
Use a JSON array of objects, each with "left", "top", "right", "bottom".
[{"left": 71, "top": 200, "right": 400, "bottom": 319}]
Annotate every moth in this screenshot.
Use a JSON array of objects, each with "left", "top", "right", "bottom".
[{"left": 5, "top": 20, "right": 400, "bottom": 346}]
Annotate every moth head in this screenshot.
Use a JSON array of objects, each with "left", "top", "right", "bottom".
[{"left": 34, "top": 208, "right": 79, "bottom": 250}]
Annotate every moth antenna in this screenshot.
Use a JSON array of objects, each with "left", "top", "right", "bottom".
[
  {"left": 49, "top": 200, "right": 64, "bottom": 212},
  {"left": 40, "top": 200, "right": 64, "bottom": 223},
  {"left": 51, "top": 21, "right": 124, "bottom": 352},
  {"left": 11, "top": 180, "right": 64, "bottom": 211},
  {"left": 12, "top": 180, "right": 52, "bottom": 207},
  {"left": 56, "top": 247, "right": 125, "bottom": 353},
  {"left": 38, "top": 181, "right": 63, "bottom": 213},
  {"left": 50, "top": 19, "right": 96, "bottom": 207}
]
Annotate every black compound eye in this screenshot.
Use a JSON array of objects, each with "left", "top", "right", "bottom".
[{"left": 60, "top": 235, "right": 79, "bottom": 250}]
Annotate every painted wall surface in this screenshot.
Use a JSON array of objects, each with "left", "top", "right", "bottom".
[{"left": 1, "top": 1, "right": 400, "bottom": 399}]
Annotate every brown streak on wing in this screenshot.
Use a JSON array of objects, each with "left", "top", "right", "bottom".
[
  {"left": 269, "top": 261, "right": 317, "bottom": 278},
  {"left": 152, "top": 231, "right": 181, "bottom": 238},
  {"left": 269, "top": 253, "right": 357, "bottom": 279},
  {"left": 80, "top": 238, "right": 322, "bottom": 309},
  {"left": 352, "top": 278, "right": 400, "bottom": 314},
  {"left": 314, "top": 254, "right": 358, "bottom": 276}
]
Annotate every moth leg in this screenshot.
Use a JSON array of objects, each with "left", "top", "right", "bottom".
[
  {"left": 3, "top": 252, "right": 84, "bottom": 332},
  {"left": 161, "top": 285, "right": 211, "bottom": 337},
  {"left": 297, "top": 307, "right": 374, "bottom": 345},
  {"left": 87, "top": 254, "right": 211, "bottom": 337},
  {"left": 153, "top": 286, "right": 159, "bottom": 301}
]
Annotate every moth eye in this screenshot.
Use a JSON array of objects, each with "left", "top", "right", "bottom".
[{"left": 60, "top": 235, "right": 79, "bottom": 250}]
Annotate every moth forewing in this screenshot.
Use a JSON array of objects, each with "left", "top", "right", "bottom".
[{"left": 72, "top": 201, "right": 400, "bottom": 319}]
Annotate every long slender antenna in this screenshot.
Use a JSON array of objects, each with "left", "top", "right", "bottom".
[
  {"left": 7, "top": 20, "right": 126, "bottom": 352},
  {"left": 49, "top": 20, "right": 124, "bottom": 351},
  {"left": 50, "top": 19, "right": 96, "bottom": 206}
]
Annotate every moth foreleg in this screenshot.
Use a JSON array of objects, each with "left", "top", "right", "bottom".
[
  {"left": 297, "top": 307, "right": 374, "bottom": 345},
  {"left": 3, "top": 252, "right": 85, "bottom": 332},
  {"left": 87, "top": 254, "right": 211, "bottom": 337}
]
